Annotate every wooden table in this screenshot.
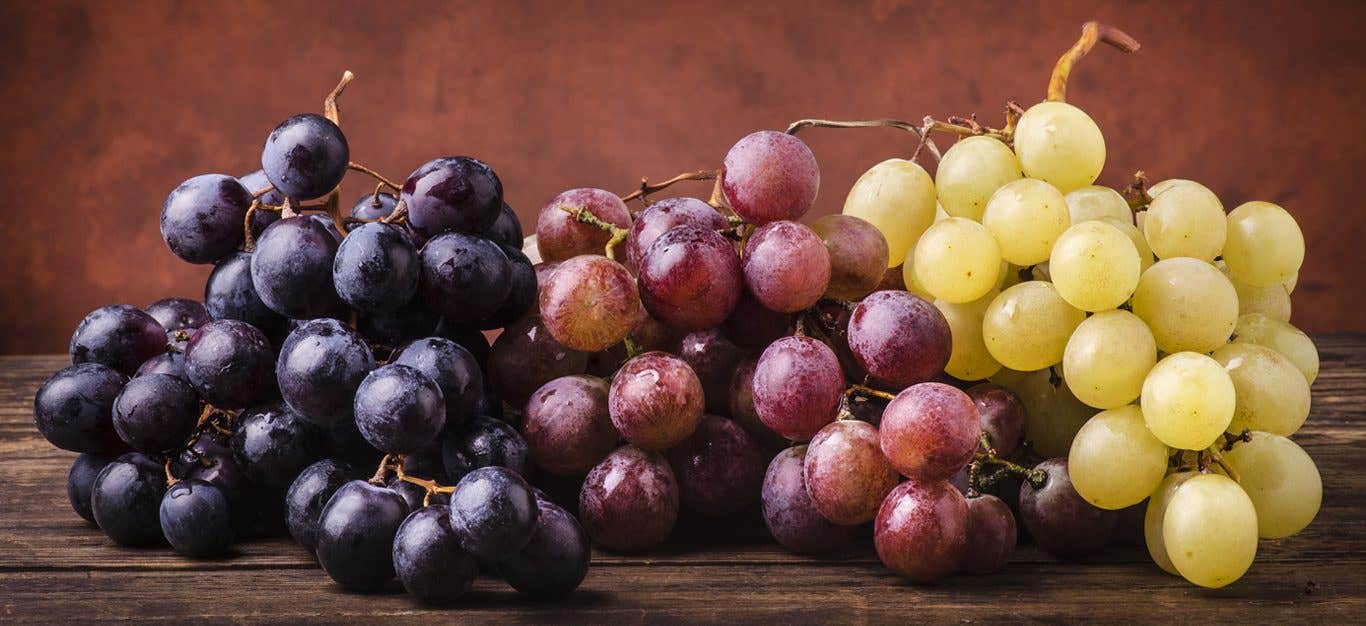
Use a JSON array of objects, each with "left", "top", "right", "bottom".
[{"left": 2, "top": 338, "right": 1363, "bottom": 622}]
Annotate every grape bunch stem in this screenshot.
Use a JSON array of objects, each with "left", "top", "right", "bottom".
[
  {"left": 1047, "top": 22, "right": 1140, "bottom": 103},
  {"left": 618, "top": 169, "right": 719, "bottom": 205}
]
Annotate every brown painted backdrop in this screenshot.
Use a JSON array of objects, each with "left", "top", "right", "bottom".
[{"left": 1, "top": 0, "right": 1363, "bottom": 354}]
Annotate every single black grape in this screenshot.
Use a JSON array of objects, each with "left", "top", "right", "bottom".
[
  {"left": 67, "top": 453, "right": 116, "bottom": 523},
  {"left": 204, "top": 252, "right": 288, "bottom": 340},
  {"left": 316, "top": 480, "right": 408, "bottom": 591},
  {"left": 479, "top": 245, "right": 537, "bottom": 330},
  {"left": 442, "top": 416, "right": 530, "bottom": 483},
  {"left": 145, "top": 298, "right": 210, "bottom": 332},
  {"left": 353, "top": 364, "right": 446, "bottom": 454},
  {"left": 160, "top": 479, "right": 235, "bottom": 557},
  {"left": 239, "top": 169, "right": 285, "bottom": 240},
  {"left": 136, "top": 351, "right": 186, "bottom": 379},
  {"left": 391, "top": 337, "right": 483, "bottom": 427},
  {"left": 496, "top": 498, "right": 590, "bottom": 598},
  {"left": 33, "top": 363, "right": 127, "bottom": 453},
  {"left": 357, "top": 300, "right": 440, "bottom": 348},
  {"left": 401, "top": 156, "right": 503, "bottom": 238},
  {"left": 160, "top": 174, "right": 252, "bottom": 264},
  {"left": 480, "top": 201, "right": 523, "bottom": 249},
  {"left": 392, "top": 505, "right": 478, "bottom": 605},
  {"left": 251, "top": 216, "right": 345, "bottom": 319},
  {"left": 91, "top": 453, "right": 167, "bottom": 546},
  {"left": 230, "top": 404, "right": 324, "bottom": 489},
  {"left": 417, "top": 232, "right": 513, "bottom": 323},
  {"left": 177, "top": 434, "right": 246, "bottom": 510},
  {"left": 275, "top": 318, "right": 375, "bottom": 425},
  {"left": 261, "top": 113, "right": 349, "bottom": 200},
  {"left": 351, "top": 191, "right": 398, "bottom": 220},
  {"left": 333, "top": 222, "right": 420, "bottom": 315},
  {"left": 112, "top": 373, "right": 200, "bottom": 453},
  {"left": 185, "top": 319, "right": 275, "bottom": 408},
  {"left": 447, "top": 466, "right": 538, "bottom": 559},
  {"left": 285, "top": 458, "right": 358, "bottom": 552},
  {"left": 69, "top": 304, "right": 167, "bottom": 376}
]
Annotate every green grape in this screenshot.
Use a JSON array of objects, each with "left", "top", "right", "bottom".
[
  {"left": 1223, "top": 201, "right": 1305, "bottom": 288},
  {"left": 1219, "top": 261, "right": 1292, "bottom": 321},
  {"left": 1068, "top": 405, "right": 1169, "bottom": 510},
  {"left": 1223, "top": 431, "right": 1321, "bottom": 539},
  {"left": 1232, "top": 313, "right": 1319, "bottom": 384},
  {"left": 1145, "top": 471, "right": 1198, "bottom": 575},
  {"left": 912, "top": 218, "right": 1002, "bottom": 303},
  {"left": 1143, "top": 180, "right": 1226, "bottom": 262},
  {"left": 1013, "top": 101, "right": 1106, "bottom": 193},
  {"left": 1065, "top": 185, "right": 1131, "bottom": 224},
  {"left": 981, "top": 178, "right": 1071, "bottom": 265},
  {"left": 1099, "top": 217, "right": 1154, "bottom": 273},
  {"left": 1211, "top": 343, "right": 1311, "bottom": 436},
  {"left": 934, "top": 293, "right": 1002, "bottom": 381},
  {"left": 982, "top": 281, "right": 1085, "bottom": 372},
  {"left": 1049, "top": 220, "right": 1141, "bottom": 312},
  {"left": 842, "top": 158, "right": 937, "bottom": 268},
  {"left": 1140, "top": 352, "right": 1235, "bottom": 450},
  {"left": 1063, "top": 310, "right": 1156, "bottom": 409},
  {"left": 1008, "top": 368, "right": 1095, "bottom": 458},
  {"left": 935, "top": 136, "right": 1023, "bottom": 220},
  {"left": 1131, "top": 258, "right": 1238, "bottom": 353},
  {"left": 1163, "top": 474, "right": 1258, "bottom": 588}
]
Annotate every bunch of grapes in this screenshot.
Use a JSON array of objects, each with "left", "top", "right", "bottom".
[{"left": 32, "top": 73, "right": 589, "bottom": 604}]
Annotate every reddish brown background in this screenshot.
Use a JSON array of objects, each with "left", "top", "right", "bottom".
[{"left": 1, "top": 0, "right": 1363, "bottom": 353}]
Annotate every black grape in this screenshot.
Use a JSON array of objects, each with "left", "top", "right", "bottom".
[
  {"left": 315, "top": 480, "right": 408, "bottom": 591},
  {"left": 479, "top": 245, "right": 537, "bottom": 330},
  {"left": 160, "top": 174, "right": 252, "bottom": 263},
  {"left": 401, "top": 156, "right": 503, "bottom": 238},
  {"left": 442, "top": 416, "right": 530, "bottom": 483},
  {"left": 275, "top": 318, "right": 375, "bottom": 425},
  {"left": 230, "top": 404, "right": 324, "bottom": 489},
  {"left": 251, "top": 216, "right": 345, "bottom": 319},
  {"left": 261, "top": 113, "right": 349, "bottom": 201},
  {"left": 111, "top": 373, "right": 200, "bottom": 453},
  {"left": 184, "top": 319, "right": 275, "bottom": 408},
  {"left": 353, "top": 364, "right": 446, "bottom": 454},
  {"left": 351, "top": 191, "right": 398, "bottom": 220},
  {"left": 391, "top": 337, "right": 483, "bottom": 426},
  {"left": 333, "top": 222, "right": 420, "bottom": 315},
  {"left": 33, "top": 363, "right": 127, "bottom": 453},
  {"left": 417, "top": 232, "right": 512, "bottom": 323},
  {"left": 136, "top": 351, "right": 186, "bottom": 380},
  {"left": 160, "top": 479, "right": 235, "bottom": 557},
  {"left": 67, "top": 453, "right": 116, "bottom": 523},
  {"left": 145, "top": 298, "right": 210, "bottom": 332},
  {"left": 496, "top": 498, "right": 590, "bottom": 598},
  {"left": 285, "top": 459, "right": 358, "bottom": 553},
  {"left": 447, "top": 466, "right": 538, "bottom": 559},
  {"left": 480, "top": 201, "right": 523, "bottom": 249},
  {"left": 392, "top": 505, "right": 478, "bottom": 605},
  {"left": 69, "top": 304, "right": 167, "bottom": 376},
  {"left": 91, "top": 453, "right": 167, "bottom": 546},
  {"left": 204, "top": 252, "right": 287, "bottom": 340}
]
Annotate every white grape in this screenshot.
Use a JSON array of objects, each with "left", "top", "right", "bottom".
[
  {"left": 1223, "top": 431, "right": 1321, "bottom": 539},
  {"left": 934, "top": 293, "right": 1002, "bottom": 381},
  {"left": 1068, "top": 405, "right": 1169, "bottom": 510},
  {"left": 935, "top": 136, "right": 1023, "bottom": 220},
  {"left": 1131, "top": 258, "right": 1238, "bottom": 353},
  {"left": 1013, "top": 101, "right": 1106, "bottom": 193},
  {"left": 1063, "top": 310, "right": 1156, "bottom": 409},
  {"left": 1049, "top": 220, "right": 1141, "bottom": 311},
  {"left": 981, "top": 178, "right": 1071, "bottom": 265},
  {"left": 1223, "top": 201, "right": 1305, "bottom": 288},
  {"left": 1143, "top": 180, "right": 1226, "bottom": 261},
  {"left": 1163, "top": 473, "right": 1258, "bottom": 588},
  {"left": 982, "top": 281, "right": 1085, "bottom": 372},
  {"left": 1141, "top": 352, "right": 1235, "bottom": 450},
  {"left": 912, "top": 218, "right": 1002, "bottom": 303},
  {"left": 1232, "top": 313, "right": 1320, "bottom": 384},
  {"left": 1064, "top": 185, "right": 1131, "bottom": 224},
  {"left": 842, "top": 158, "right": 936, "bottom": 268},
  {"left": 1211, "top": 343, "right": 1311, "bottom": 436}
]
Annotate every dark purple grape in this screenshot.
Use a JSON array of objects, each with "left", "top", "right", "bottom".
[
  {"left": 240, "top": 169, "right": 285, "bottom": 239},
  {"left": 848, "top": 291, "right": 951, "bottom": 389},
  {"left": 417, "top": 232, "right": 512, "bottom": 323},
  {"left": 540, "top": 254, "right": 641, "bottom": 352},
  {"left": 579, "top": 445, "right": 678, "bottom": 552},
  {"left": 333, "top": 222, "right": 420, "bottom": 315},
  {"left": 448, "top": 466, "right": 538, "bottom": 558},
  {"left": 721, "top": 130, "right": 819, "bottom": 224},
  {"left": 261, "top": 113, "right": 348, "bottom": 200},
  {"left": 480, "top": 201, "right": 523, "bottom": 249},
  {"left": 177, "top": 435, "right": 246, "bottom": 510},
  {"left": 762, "top": 446, "right": 859, "bottom": 555},
  {"left": 286, "top": 459, "right": 361, "bottom": 552},
  {"left": 401, "top": 156, "right": 503, "bottom": 238},
  {"left": 33, "top": 363, "right": 126, "bottom": 453},
  {"left": 351, "top": 191, "right": 398, "bottom": 220},
  {"left": 276, "top": 319, "right": 375, "bottom": 425},
  {"left": 393, "top": 505, "right": 479, "bottom": 604},
  {"left": 69, "top": 305, "right": 167, "bottom": 376},
  {"left": 204, "top": 252, "right": 287, "bottom": 339},
  {"left": 752, "top": 336, "right": 843, "bottom": 442},
  {"left": 160, "top": 174, "right": 251, "bottom": 263},
  {"left": 523, "top": 375, "right": 618, "bottom": 476},
  {"left": 1017, "top": 458, "right": 1117, "bottom": 559},
  {"left": 536, "top": 188, "right": 631, "bottom": 262},
  {"left": 316, "top": 480, "right": 408, "bottom": 591},
  {"left": 966, "top": 383, "right": 1026, "bottom": 457},
  {"left": 874, "top": 479, "right": 968, "bottom": 582},
  {"left": 637, "top": 225, "right": 743, "bottom": 331},
  {"left": 724, "top": 291, "right": 792, "bottom": 350},
  {"left": 185, "top": 319, "right": 274, "bottom": 408},
  {"left": 675, "top": 329, "right": 745, "bottom": 415},
  {"left": 496, "top": 499, "right": 590, "bottom": 598},
  {"left": 251, "top": 216, "right": 344, "bottom": 318},
  {"left": 479, "top": 245, "right": 537, "bottom": 330},
  {"left": 487, "top": 315, "right": 588, "bottom": 406},
  {"left": 960, "top": 493, "right": 1016, "bottom": 574},
  {"left": 145, "top": 298, "right": 210, "bottom": 332},
  {"left": 91, "top": 453, "right": 167, "bottom": 546},
  {"left": 392, "top": 337, "right": 482, "bottom": 426},
  {"left": 625, "top": 197, "right": 729, "bottom": 271},
  {"left": 665, "top": 415, "right": 765, "bottom": 516},
  {"left": 742, "top": 220, "right": 831, "bottom": 313},
  {"left": 804, "top": 419, "right": 900, "bottom": 525},
  {"left": 880, "top": 383, "right": 980, "bottom": 481},
  {"left": 160, "top": 479, "right": 234, "bottom": 557},
  {"left": 230, "top": 404, "right": 323, "bottom": 489},
  {"left": 357, "top": 300, "right": 439, "bottom": 347},
  {"left": 353, "top": 364, "right": 445, "bottom": 454},
  {"left": 112, "top": 373, "right": 199, "bottom": 453},
  {"left": 442, "top": 416, "right": 530, "bottom": 482},
  {"left": 67, "top": 453, "right": 116, "bottom": 523},
  {"left": 608, "top": 351, "right": 704, "bottom": 451},
  {"left": 728, "top": 356, "right": 786, "bottom": 449}
]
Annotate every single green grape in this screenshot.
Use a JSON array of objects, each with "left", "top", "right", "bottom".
[
  {"left": 1013, "top": 101, "right": 1106, "bottom": 193},
  {"left": 981, "top": 178, "right": 1071, "bottom": 265},
  {"left": 1049, "top": 220, "right": 1141, "bottom": 312},
  {"left": 1131, "top": 258, "right": 1238, "bottom": 354},
  {"left": 982, "top": 281, "right": 1085, "bottom": 372},
  {"left": 1063, "top": 310, "right": 1156, "bottom": 409},
  {"left": 1143, "top": 180, "right": 1226, "bottom": 262},
  {"left": 841, "top": 158, "right": 936, "bottom": 268},
  {"left": 1141, "top": 352, "right": 1235, "bottom": 450},
  {"left": 1163, "top": 473, "right": 1258, "bottom": 588},
  {"left": 912, "top": 217, "right": 1002, "bottom": 304},
  {"left": 1065, "top": 185, "right": 1131, "bottom": 224},
  {"left": 1223, "top": 201, "right": 1305, "bottom": 288},
  {"left": 1223, "top": 431, "right": 1321, "bottom": 539},
  {"left": 936, "top": 136, "right": 1023, "bottom": 220},
  {"left": 1211, "top": 343, "right": 1311, "bottom": 436},
  {"left": 934, "top": 293, "right": 1002, "bottom": 382},
  {"left": 1068, "top": 405, "right": 1169, "bottom": 510},
  {"left": 1218, "top": 260, "right": 1292, "bottom": 321},
  {"left": 1231, "top": 313, "right": 1319, "bottom": 384}
]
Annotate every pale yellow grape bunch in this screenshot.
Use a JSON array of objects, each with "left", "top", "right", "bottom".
[
  {"left": 841, "top": 158, "right": 936, "bottom": 268},
  {"left": 1224, "top": 432, "right": 1322, "bottom": 539},
  {"left": 982, "top": 281, "right": 1085, "bottom": 372},
  {"left": 1145, "top": 471, "right": 1198, "bottom": 575},
  {"left": 1218, "top": 260, "right": 1292, "bottom": 321},
  {"left": 1211, "top": 343, "right": 1311, "bottom": 436},
  {"left": 1048, "top": 220, "right": 1141, "bottom": 311},
  {"left": 1143, "top": 180, "right": 1226, "bottom": 261},
  {"left": 1067, "top": 405, "right": 1169, "bottom": 510},
  {"left": 982, "top": 178, "right": 1071, "bottom": 265},
  {"left": 1063, "top": 310, "right": 1156, "bottom": 409},
  {"left": 1223, "top": 201, "right": 1305, "bottom": 287},
  {"left": 1232, "top": 313, "right": 1320, "bottom": 384},
  {"left": 935, "top": 136, "right": 1023, "bottom": 220},
  {"left": 1065, "top": 185, "right": 1132, "bottom": 224},
  {"left": 911, "top": 218, "right": 1002, "bottom": 303},
  {"left": 1013, "top": 101, "right": 1106, "bottom": 192},
  {"left": 1162, "top": 474, "right": 1259, "bottom": 588},
  {"left": 1140, "top": 352, "right": 1235, "bottom": 450},
  {"left": 1099, "top": 217, "right": 1154, "bottom": 272},
  {"left": 1131, "top": 257, "right": 1238, "bottom": 353},
  {"left": 934, "top": 294, "right": 1002, "bottom": 381},
  {"left": 992, "top": 367, "right": 1095, "bottom": 458}
]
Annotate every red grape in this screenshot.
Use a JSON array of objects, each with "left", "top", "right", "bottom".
[
  {"left": 675, "top": 329, "right": 745, "bottom": 415},
  {"left": 761, "top": 446, "right": 859, "bottom": 556},
  {"left": 723, "top": 290, "right": 792, "bottom": 349},
  {"left": 487, "top": 315, "right": 589, "bottom": 406},
  {"left": 880, "top": 382, "right": 981, "bottom": 480},
  {"left": 665, "top": 415, "right": 766, "bottom": 516},
  {"left": 536, "top": 188, "right": 631, "bottom": 262},
  {"left": 810, "top": 214, "right": 889, "bottom": 300},
  {"left": 579, "top": 445, "right": 679, "bottom": 552},
  {"left": 608, "top": 351, "right": 704, "bottom": 450},
  {"left": 522, "top": 375, "right": 620, "bottom": 476},
  {"left": 752, "top": 336, "right": 844, "bottom": 442},
  {"left": 625, "top": 197, "right": 728, "bottom": 271},
  {"left": 960, "top": 494, "right": 1016, "bottom": 574},
  {"left": 874, "top": 480, "right": 969, "bottom": 583},
  {"left": 637, "top": 225, "right": 743, "bottom": 331},
  {"left": 966, "top": 383, "right": 1026, "bottom": 456},
  {"left": 539, "top": 255, "right": 641, "bottom": 352},
  {"left": 721, "top": 131, "right": 819, "bottom": 224},
  {"left": 847, "top": 291, "right": 951, "bottom": 389},
  {"left": 803, "top": 419, "right": 900, "bottom": 525},
  {"left": 742, "top": 220, "right": 831, "bottom": 313},
  {"left": 1018, "top": 458, "right": 1117, "bottom": 559}
]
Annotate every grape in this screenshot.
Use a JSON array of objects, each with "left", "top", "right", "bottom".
[
  {"left": 536, "top": 188, "right": 632, "bottom": 261},
  {"left": 673, "top": 329, "right": 744, "bottom": 415},
  {"left": 145, "top": 298, "right": 210, "bottom": 332},
  {"left": 637, "top": 225, "right": 743, "bottom": 331},
  {"left": 316, "top": 480, "right": 408, "bottom": 591},
  {"left": 353, "top": 364, "right": 445, "bottom": 454},
  {"left": 480, "top": 202, "right": 524, "bottom": 249},
  {"left": 729, "top": 356, "right": 786, "bottom": 448},
  {"left": 1212, "top": 343, "right": 1311, "bottom": 437},
  {"left": 359, "top": 300, "right": 441, "bottom": 346},
  {"left": 276, "top": 319, "right": 375, "bottom": 426},
  {"left": 185, "top": 319, "right": 275, "bottom": 408},
  {"left": 625, "top": 197, "right": 729, "bottom": 271},
  {"left": 67, "top": 453, "right": 115, "bottom": 523},
  {"left": 399, "top": 156, "right": 503, "bottom": 237},
  {"left": 261, "top": 113, "right": 349, "bottom": 200},
  {"left": 1099, "top": 217, "right": 1154, "bottom": 273},
  {"left": 1140, "top": 352, "right": 1235, "bottom": 450},
  {"left": 803, "top": 419, "right": 899, "bottom": 525},
  {"left": 1064, "top": 185, "right": 1131, "bottom": 224},
  {"left": 251, "top": 216, "right": 345, "bottom": 318},
  {"left": 912, "top": 218, "right": 1002, "bottom": 304},
  {"left": 350, "top": 190, "right": 398, "bottom": 220},
  {"left": 960, "top": 494, "right": 1017, "bottom": 574},
  {"left": 204, "top": 252, "right": 287, "bottom": 339},
  {"left": 935, "top": 295, "right": 1002, "bottom": 382},
  {"left": 285, "top": 459, "right": 359, "bottom": 552},
  {"left": 160, "top": 479, "right": 234, "bottom": 557},
  {"left": 936, "top": 136, "right": 1023, "bottom": 220},
  {"left": 539, "top": 255, "right": 642, "bottom": 352},
  {"left": 1131, "top": 257, "right": 1239, "bottom": 353},
  {"left": 810, "top": 214, "right": 890, "bottom": 299},
  {"left": 390, "top": 505, "right": 478, "bottom": 604},
  {"left": 1143, "top": 180, "right": 1226, "bottom": 261},
  {"left": 111, "top": 373, "right": 199, "bottom": 453},
  {"left": 136, "top": 350, "right": 187, "bottom": 381},
  {"left": 160, "top": 174, "right": 252, "bottom": 263},
  {"left": 1062, "top": 310, "right": 1157, "bottom": 409},
  {"left": 741, "top": 220, "right": 831, "bottom": 313},
  {"left": 752, "top": 336, "right": 844, "bottom": 442},
  {"left": 724, "top": 290, "right": 792, "bottom": 349},
  {"left": 496, "top": 499, "right": 591, "bottom": 598},
  {"left": 230, "top": 404, "right": 323, "bottom": 488},
  {"left": 666, "top": 415, "right": 766, "bottom": 516},
  {"left": 90, "top": 453, "right": 167, "bottom": 546},
  {"left": 982, "top": 281, "right": 1084, "bottom": 371},
  {"left": 69, "top": 304, "right": 167, "bottom": 376},
  {"left": 880, "top": 383, "right": 980, "bottom": 480},
  {"left": 1049, "top": 220, "right": 1141, "bottom": 311},
  {"left": 523, "top": 375, "right": 618, "bottom": 476},
  {"left": 1143, "top": 470, "right": 1198, "bottom": 575},
  {"left": 392, "top": 337, "right": 483, "bottom": 426},
  {"left": 1002, "top": 369, "right": 1094, "bottom": 458},
  {"left": 1232, "top": 313, "right": 1319, "bottom": 384},
  {"left": 240, "top": 170, "right": 285, "bottom": 238},
  {"left": 487, "top": 315, "right": 589, "bottom": 406},
  {"left": 1018, "top": 458, "right": 1117, "bottom": 558},
  {"left": 1223, "top": 431, "right": 1321, "bottom": 538},
  {"left": 722, "top": 130, "right": 819, "bottom": 224},
  {"left": 444, "top": 466, "right": 538, "bottom": 559},
  {"left": 481, "top": 245, "right": 538, "bottom": 330},
  {"left": 443, "top": 416, "right": 531, "bottom": 482},
  {"left": 175, "top": 435, "right": 246, "bottom": 511},
  {"left": 842, "top": 158, "right": 937, "bottom": 266},
  {"left": 1067, "top": 406, "right": 1168, "bottom": 510},
  {"left": 760, "top": 446, "right": 859, "bottom": 555},
  {"left": 332, "top": 222, "right": 420, "bottom": 315},
  {"left": 981, "top": 178, "right": 1071, "bottom": 265},
  {"left": 874, "top": 480, "right": 968, "bottom": 583},
  {"left": 417, "top": 232, "right": 513, "bottom": 323},
  {"left": 33, "top": 363, "right": 126, "bottom": 453},
  {"left": 966, "top": 383, "right": 1025, "bottom": 456},
  {"left": 847, "top": 291, "right": 951, "bottom": 388},
  {"left": 1013, "top": 101, "right": 1105, "bottom": 193},
  {"left": 1224, "top": 267, "right": 1292, "bottom": 321},
  {"left": 1223, "top": 200, "right": 1306, "bottom": 288},
  {"left": 1163, "top": 474, "right": 1258, "bottom": 588},
  {"left": 608, "top": 351, "right": 704, "bottom": 450},
  {"left": 579, "top": 445, "right": 679, "bottom": 552}
]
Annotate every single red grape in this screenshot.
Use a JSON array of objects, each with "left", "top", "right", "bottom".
[
  {"left": 578, "top": 445, "right": 679, "bottom": 552},
  {"left": 608, "top": 351, "right": 704, "bottom": 450},
  {"left": 847, "top": 290, "right": 951, "bottom": 389},
  {"left": 966, "top": 383, "right": 1026, "bottom": 457},
  {"left": 722, "top": 131, "right": 819, "bottom": 224},
  {"left": 665, "top": 415, "right": 766, "bottom": 516},
  {"left": 880, "top": 382, "right": 981, "bottom": 480},
  {"left": 539, "top": 255, "right": 642, "bottom": 352},
  {"left": 960, "top": 493, "right": 1016, "bottom": 574},
  {"left": 803, "top": 419, "right": 900, "bottom": 525},
  {"left": 522, "top": 375, "right": 620, "bottom": 476},
  {"left": 810, "top": 214, "right": 889, "bottom": 300},
  {"left": 874, "top": 479, "right": 969, "bottom": 583},
  {"left": 752, "top": 336, "right": 844, "bottom": 442},
  {"left": 536, "top": 188, "right": 631, "bottom": 262},
  {"left": 675, "top": 329, "right": 746, "bottom": 415},
  {"left": 625, "top": 197, "right": 728, "bottom": 271},
  {"left": 1018, "top": 458, "right": 1117, "bottom": 559},
  {"left": 761, "top": 446, "right": 859, "bottom": 556},
  {"left": 723, "top": 290, "right": 792, "bottom": 349},
  {"left": 742, "top": 220, "right": 831, "bottom": 313},
  {"left": 637, "top": 225, "right": 743, "bottom": 331}
]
